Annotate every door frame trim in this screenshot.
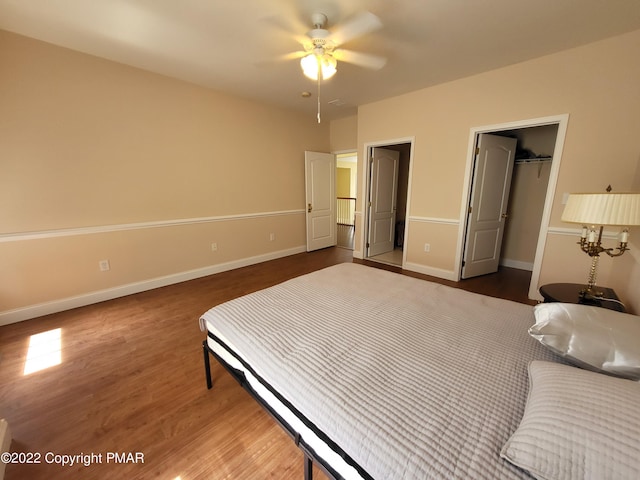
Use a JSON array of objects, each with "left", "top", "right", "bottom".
[
  {"left": 359, "top": 137, "right": 415, "bottom": 265},
  {"left": 456, "top": 114, "right": 570, "bottom": 300}
]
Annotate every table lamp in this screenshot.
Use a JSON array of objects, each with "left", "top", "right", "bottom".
[{"left": 561, "top": 188, "right": 640, "bottom": 296}]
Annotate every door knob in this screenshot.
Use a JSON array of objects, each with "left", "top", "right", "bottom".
[
  {"left": 308, "top": 203, "right": 312, "bottom": 213},
  {"left": 501, "top": 213, "right": 508, "bottom": 219}
]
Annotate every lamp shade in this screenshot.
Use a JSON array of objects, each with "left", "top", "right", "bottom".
[{"left": 562, "top": 193, "right": 640, "bottom": 226}]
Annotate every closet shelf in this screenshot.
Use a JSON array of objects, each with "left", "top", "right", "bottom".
[{"left": 515, "top": 156, "right": 552, "bottom": 164}]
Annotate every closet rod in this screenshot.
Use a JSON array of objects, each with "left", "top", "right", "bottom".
[{"left": 515, "top": 157, "right": 552, "bottom": 165}]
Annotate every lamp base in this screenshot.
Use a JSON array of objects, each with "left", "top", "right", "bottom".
[
  {"left": 578, "top": 286, "right": 604, "bottom": 300},
  {"left": 582, "top": 254, "right": 601, "bottom": 297}
]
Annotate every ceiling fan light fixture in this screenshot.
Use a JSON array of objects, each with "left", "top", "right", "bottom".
[{"left": 300, "top": 53, "right": 337, "bottom": 80}]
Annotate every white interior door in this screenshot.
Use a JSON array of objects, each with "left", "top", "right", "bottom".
[
  {"left": 367, "top": 147, "right": 399, "bottom": 257},
  {"left": 305, "top": 151, "right": 336, "bottom": 252},
  {"left": 462, "top": 134, "right": 517, "bottom": 278}
]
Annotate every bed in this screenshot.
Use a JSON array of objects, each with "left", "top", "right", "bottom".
[{"left": 199, "top": 262, "right": 640, "bottom": 480}]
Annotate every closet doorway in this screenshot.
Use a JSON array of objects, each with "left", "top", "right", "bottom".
[
  {"left": 364, "top": 140, "right": 413, "bottom": 267},
  {"left": 460, "top": 115, "right": 569, "bottom": 300}
]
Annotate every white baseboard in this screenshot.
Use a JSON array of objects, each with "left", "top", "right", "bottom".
[
  {"left": 403, "top": 262, "right": 459, "bottom": 281},
  {"left": 499, "top": 259, "right": 534, "bottom": 271},
  {"left": 0, "top": 419, "right": 11, "bottom": 480},
  {"left": 0, "top": 246, "right": 306, "bottom": 326}
]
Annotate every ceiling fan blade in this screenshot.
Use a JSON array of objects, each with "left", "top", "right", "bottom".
[
  {"left": 260, "top": 14, "right": 312, "bottom": 51},
  {"left": 333, "top": 49, "right": 387, "bottom": 70},
  {"left": 277, "top": 50, "right": 308, "bottom": 61},
  {"left": 256, "top": 50, "right": 307, "bottom": 67},
  {"left": 330, "top": 11, "right": 382, "bottom": 46},
  {"left": 261, "top": 14, "right": 308, "bottom": 44}
]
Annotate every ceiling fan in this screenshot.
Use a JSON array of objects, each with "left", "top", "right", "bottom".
[
  {"left": 277, "top": 11, "right": 386, "bottom": 122},
  {"left": 291, "top": 11, "right": 387, "bottom": 81}
]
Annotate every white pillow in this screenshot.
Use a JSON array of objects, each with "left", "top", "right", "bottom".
[
  {"left": 530, "top": 302, "right": 640, "bottom": 380},
  {"left": 501, "top": 361, "right": 640, "bottom": 480}
]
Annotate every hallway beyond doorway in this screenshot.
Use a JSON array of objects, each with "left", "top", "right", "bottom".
[
  {"left": 368, "top": 247, "right": 402, "bottom": 266},
  {"left": 337, "top": 224, "right": 354, "bottom": 250}
]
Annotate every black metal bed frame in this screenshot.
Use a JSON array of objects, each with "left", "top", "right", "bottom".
[{"left": 203, "top": 339, "right": 340, "bottom": 480}]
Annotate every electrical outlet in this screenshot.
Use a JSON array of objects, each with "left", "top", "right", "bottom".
[
  {"left": 269, "top": 233, "right": 275, "bottom": 241},
  {"left": 424, "top": 243, "right": 430, "bottom": 253},
  {"left": 211, "top": 242, "right": 218, "bottom": 252},
  {"left": 99, "top": 260, "right": 110, "bottom": 271}
]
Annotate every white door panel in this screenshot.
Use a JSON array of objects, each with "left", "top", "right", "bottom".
[
  {"left": 368, "top": 148, "right": 399, "bottom": 257},
  {"left": 470, "top": 228, "right": 500, "bottom": 261},
  {"left": 312, "top": 215, "right": 332, "bottom": 236},
  {"left": 305, "top": 151, "right": 336, "bottom": 251},
  {"left": 462, "top": 134, "right": 517, "bottom": 278}
]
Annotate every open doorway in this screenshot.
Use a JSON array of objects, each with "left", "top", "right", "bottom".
[
  {"left": 460, "top": 115, "right": 568, "bottom": 300},
  {"left": 337, "top": 152, "right": 357, "bottom": 250},
  {"left": 364, "top": 141, "right": 412, "bottom": 267}
]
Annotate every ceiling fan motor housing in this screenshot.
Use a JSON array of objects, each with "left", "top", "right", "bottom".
[
  {"left": 306, "top": 13, "right": 334, "bottom": 52},
  {"left": 310, "top": 13, "right": 328, "bottom": 29}
]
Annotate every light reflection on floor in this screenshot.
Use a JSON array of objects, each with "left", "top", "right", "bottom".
[{"left": 23, "top": 328, "right": 62, "bottom": 375}]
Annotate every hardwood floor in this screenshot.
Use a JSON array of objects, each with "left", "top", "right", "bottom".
[
  {"left": 0, "top": 247, "right": 533, "bottom": 480},
  {"left": 357, "top": 258, "right": 536, "bottom": 306}
]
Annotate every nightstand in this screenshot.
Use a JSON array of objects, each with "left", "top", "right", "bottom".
[{"left": 539, "top": 283, "right": 626, "bottom": 312}]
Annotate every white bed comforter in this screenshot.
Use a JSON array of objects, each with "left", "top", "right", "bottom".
[{"left": 200, "top": 263, "right": 558, "bottom": 479}]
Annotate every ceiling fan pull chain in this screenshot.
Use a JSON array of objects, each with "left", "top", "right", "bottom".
[
  {"left": 297, "top": 12, "right": 385, "bottom": 123},
  {"left": 317, "top": 67, "right": 322, "bottom": 123}
]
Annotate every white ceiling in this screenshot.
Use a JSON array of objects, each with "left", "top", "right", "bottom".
[{"left": 2, "top": 0, "right": 640, "bottom": 121}]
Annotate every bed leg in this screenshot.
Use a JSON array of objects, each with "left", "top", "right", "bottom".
[
  {"left": 303, "top": 453, "right": 313, "bottom": 480},
  {"left": 203, "top": 340, "right": 213, "bottom": 390}
]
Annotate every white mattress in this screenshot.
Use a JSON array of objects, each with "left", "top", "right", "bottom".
[
  {"left": 206, "top": 327, "right": 366, "bottom": 479},
  {"left": 200, "top": 263, "right": 560, "bottom": 479}
]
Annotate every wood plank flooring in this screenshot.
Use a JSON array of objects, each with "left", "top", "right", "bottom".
[{"left": 0, "top": 247, "right": 533, "bottom": 480}]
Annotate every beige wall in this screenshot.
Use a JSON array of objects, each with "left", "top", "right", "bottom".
[
  {"left": 619, "top": 242, "right": 640, "bottom": 314},
  {"left": 336, "top": 157, "right": 357, "bottom": 197},
  {"left": 617, "top": 159, "right": 640, "bottom": 313},
  {"left": 357, "top": 29, "right": 640, "bottom": 311},
  {"left": 330, "top": 115, "right": 357, "bottom": 152},
  {"left": 0, "top": 30, "right": 329, "bottom": 323},
  {"left": 3, "top": 27, "right": 640, "bottom": 322},
  {"left": 501, "top": 161, "right": 551, "bottom": 268},
  {"left": 336, "top": 168, "right": 351, "bottom": 197}
]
